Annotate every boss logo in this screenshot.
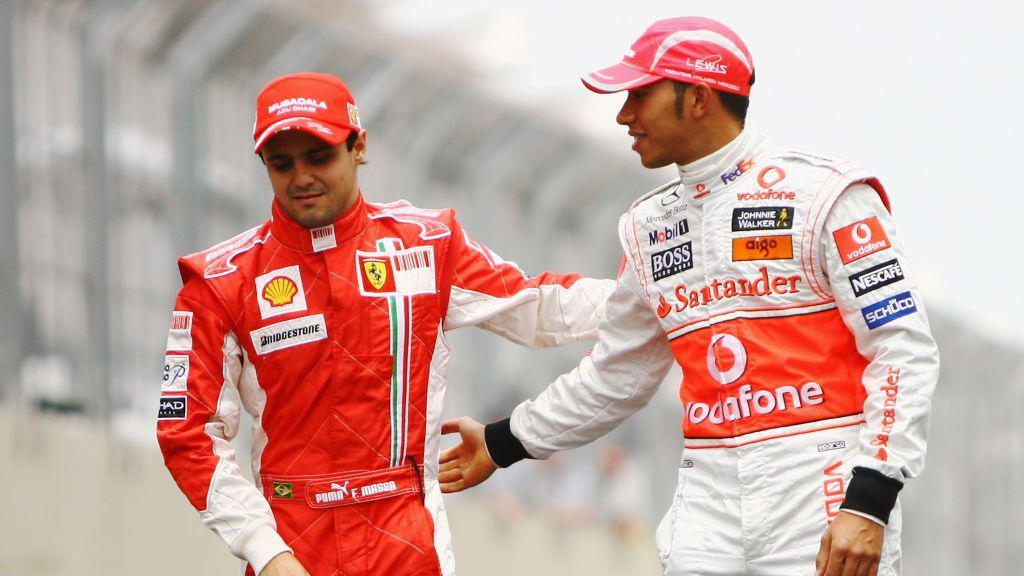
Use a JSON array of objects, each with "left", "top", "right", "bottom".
[{"left": 651, "top": 242, "right": 694, "bottom": 281}]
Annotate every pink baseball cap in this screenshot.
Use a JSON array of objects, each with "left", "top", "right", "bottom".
[
  {"left": 582, "top": 17, "right": 754, "bottom": 96},
  {"left": 253, "top": 72, "right": 363, "bottom": 154}
]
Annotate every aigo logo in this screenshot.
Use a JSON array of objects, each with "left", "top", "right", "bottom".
[{"left": 707, "top": 334, "right": 747, "bottom": 385}]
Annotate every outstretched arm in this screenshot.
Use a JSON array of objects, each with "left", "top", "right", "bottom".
[
  {"left": 440, "top": 265, "right": 674, "bottom": 493},
  {"left": 444, "top": 221, "right": 615, "bottom": 347}
]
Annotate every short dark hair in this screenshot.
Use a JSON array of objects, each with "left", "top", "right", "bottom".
[
  {"left": 673, "top": 80, "right": 750, "bottom": 125},
  {"left": 345, "top": 130, "right": 359, "bottom": 151}
]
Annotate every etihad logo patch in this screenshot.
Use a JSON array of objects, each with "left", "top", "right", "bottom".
[
  {"left": 732, "top": 207, "right": 793, "bottom": 232},
  {"left": 849, "top": 259, "right": 904, "bottom": 298},
  {"left": 250, "top": 314, "right": 327, "bottom": 355},
  {"left": 166, "top": 311, "right": 193, "bottom": 351},
  {"left": 862, "top": 292, "right": 917, "bottom": 330},
  {"left": 162, "top": 355, "right": 189, "bottom": 392},
  {"left": 651, "top": 242, "right": 694, "bottom": 281},
  {"left": 732, "top": 235, "right": 793, "bottom": 261},
  {"left": 356, "top": 246, "right": 436, "bottom": 297},
  {"left": 834, "top": 216, "right": 891, "bottom": 264},
  {"left": 255, "top": 266, "right": 307, "bottom": 320},
  {"left": 158, "top": 396, "right": 187, "bottom": 420}
]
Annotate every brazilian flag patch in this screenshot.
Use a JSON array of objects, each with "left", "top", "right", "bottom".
[{"left": 273, "top": 482, "right": 293, "bottom": 499}]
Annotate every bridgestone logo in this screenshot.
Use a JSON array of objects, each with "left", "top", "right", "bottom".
[
  {"left": 261, "top": 324, "right": 320, "bottom": 347},
  {"left": 251, "top": 314, "right": 328, "bottom": 355},
  {"left": 849, "top": 259, "right": 904, "bottom": 297}
]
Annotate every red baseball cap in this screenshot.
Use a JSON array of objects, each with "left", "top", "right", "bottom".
[
  {"left": 582, "top": 17, "right": 754, "bottom": 96},
  {"left": 253, "top": 72, "right": 363, "bottom": 154}
]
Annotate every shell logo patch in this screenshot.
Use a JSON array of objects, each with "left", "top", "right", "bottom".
[
  {"left": 255, "top": 265, "right": 308, "bottom": 320},
  {"left": 263, "top": 276, "right": 298, "bottom": 307}
]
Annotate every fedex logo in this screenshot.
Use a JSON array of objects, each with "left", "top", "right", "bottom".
[{"left": 720, "top": 159, "right": 755, "bottom": 185}]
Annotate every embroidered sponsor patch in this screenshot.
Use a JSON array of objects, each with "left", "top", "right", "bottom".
[
  {"left": 862, "top": 291, "right": 917, "bottom": 329},
  {"left": 731, "top": 206, "right": 793, "bottom": 232},
  {"left": 356, "top": 246, "right": 436, "bottom": 297},
  {"left": 158, "top": 396, "right": 187, "bottom": 420},
  {"left": 650, "top": 241, "right": 693, "bottom": 281},
  {"left": 849, "top": 259, "right": 904, "bottom": 298},
  {"left": 250, "top": 314, "right": 328, "bottom": 355},
  {"left": 648, "top": 219, "right": 689, "bottom": 245},
  {"left": 166, "top": 311, "right": 193, "bottom": 351},
  {"left": 310, "top": 225, "right": 337, "bottom": 252},
  {"left": 833, "top": 216, "right": 891, "bottom": 265},
  {"left": 162, "top": 355, "right": 189, "bottom": 392},
  {"left": 731, "top": 235, "right": 793, "bottom": 261},
  {"left": 255, "top": 266, "right": 307, "bottom": 320},
  {"left": 273, "top": 482, "right": 293, "bottom": 499},
  {"left": 817, "top": 440, "right": 847, "bottom": 453}
]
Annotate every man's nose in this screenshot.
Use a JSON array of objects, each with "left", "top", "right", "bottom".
[
  {"left": 616, "top": 101, "right": 633, "bottom": 126},
  {"left": 293, "top": 161, "right": 316, "bottom": 187}
]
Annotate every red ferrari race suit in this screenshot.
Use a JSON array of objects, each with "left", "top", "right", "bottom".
[
  {"left": 484, "top": 128, "right": 940, "bottom": 575},
  {"left": 157, "top": 194, "right": 612, "bottom": 576}
]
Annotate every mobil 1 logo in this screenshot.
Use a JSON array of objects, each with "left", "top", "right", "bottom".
[
  {"left": 849, "top": 259, "right": 905, "bottom": 297},
  {"left": 651, "top": 241, "right": 693, "bottom": 281},
  {"left": 731, "top": 206, "right": 793, "bottom": 232}
]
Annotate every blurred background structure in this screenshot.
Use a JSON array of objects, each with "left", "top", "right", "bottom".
[{"left": 0, "top": 1, "right": 1021, "bottom": 575}]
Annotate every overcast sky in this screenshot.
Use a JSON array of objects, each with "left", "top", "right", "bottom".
[{"left": 373, "top": 0, "right": 1024, "bottom": 342}]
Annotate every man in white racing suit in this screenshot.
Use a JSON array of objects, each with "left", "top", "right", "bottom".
[{"left": 437, "top": 16, "right": 939, "bottom": 576}]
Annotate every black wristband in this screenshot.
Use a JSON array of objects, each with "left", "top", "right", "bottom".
[
  {"left": 840, "top": 466, "right": 904, "bottom": 524},
  {"left": 483, "top": 418, "right": 534, "bottom": 468}
]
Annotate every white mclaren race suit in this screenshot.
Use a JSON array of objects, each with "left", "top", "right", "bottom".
[{"left": 484, "top": 128, "right": 940, "bottom": 575}]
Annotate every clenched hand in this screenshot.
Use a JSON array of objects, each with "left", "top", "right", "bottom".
[
  {"left": 438, "top": 417, "right": 497, "bottom": 493},
  {"left": 815, "top": 511, "right": 885, "bottom": 576}
]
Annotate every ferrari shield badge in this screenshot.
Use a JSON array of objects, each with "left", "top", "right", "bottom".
[{"left": 363, "top": 259, "right": 388, "bottom": 290}]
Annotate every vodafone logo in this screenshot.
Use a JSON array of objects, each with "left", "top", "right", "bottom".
[
  {"left": 852, "top": 223, "right": 872, "bottom": 244},
  {"left": 707, "top": 334, "right": 747, "bottom": 385},
  {"left": 833, "top": 216, "right": 891, "bottom": 264},
  {"left": 758, "top": 166, "right": 786, "bottom": 189}
]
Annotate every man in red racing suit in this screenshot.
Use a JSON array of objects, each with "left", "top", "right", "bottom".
[{"left": 156, "top": 72, "right": 612, "bottom": 576}]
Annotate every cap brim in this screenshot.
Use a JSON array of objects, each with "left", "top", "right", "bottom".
[
  {"left": 581, "top": 63, "right": 662, "bottom": 94},
  {"left": 253, "top": 117, "right": 353, "bottom": 154}
]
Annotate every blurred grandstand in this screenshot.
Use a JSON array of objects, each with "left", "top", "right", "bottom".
[{"left": 0, "top": 1, "right": 1020, "bottom": 574}]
